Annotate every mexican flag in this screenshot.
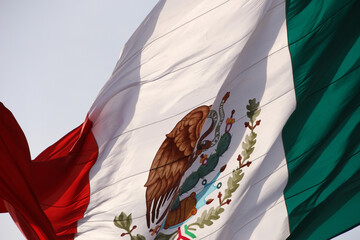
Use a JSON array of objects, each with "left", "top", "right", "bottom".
[{"left": 0, "top": 0, "right": 359, "bottom": 239}]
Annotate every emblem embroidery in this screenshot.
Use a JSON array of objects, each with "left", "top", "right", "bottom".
[{"left": 114, "top": 94, "right": 261, "bottom": 240}]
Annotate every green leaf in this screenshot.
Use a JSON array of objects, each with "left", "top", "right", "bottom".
[
  {"left": 250, "top": 131, "right": 257, "bottom": 138},
  {"left": 246, "top": 98, "right": 261, "bottom": 123},
  {"left": 215, "top": 206, "right": 225, "bottom": 215},
  {"left": 241, "top": 150, "right": 249, "bottom": 161},
  {"left": 222, "top": 169, "right": 244, "bottom": 202},
  {"left": 252, "top": 109, "right": 261, "bottom": 120},
  {"left": 247, "top": 147, "right": 254, "bottom": 155},
  {"left": 190, "top": 206, "right": 224, "bottom": 229},
  {"left": 242, "top": 141, "right": 249, "bottom": 150},
  {"left": 113, "top": 212, "right": 132, "bottom": 231},
  {"left": 224, "top": 187, "right": 232, "bottom": 199},
  {"left": 203, "top": 219, "right": 213, "bottom": 226},
  {"left": 113, "top": 216, "right": 122, "bottom": 229},
  {"left": 233, "top": 172, "right": 244, "bottom": 183}
]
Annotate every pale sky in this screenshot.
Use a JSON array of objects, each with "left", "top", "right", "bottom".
[{"left": 0, "top": 0, "right": 358, "bottom": 239}]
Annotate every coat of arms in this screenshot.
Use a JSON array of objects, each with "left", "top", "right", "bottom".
[{"left": 114, "top": 92, "right": 261, "bottom": 240}]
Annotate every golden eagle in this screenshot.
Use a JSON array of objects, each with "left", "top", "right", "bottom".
[{"left": 144, "top": 105, "right": 212, "bottom": 229}]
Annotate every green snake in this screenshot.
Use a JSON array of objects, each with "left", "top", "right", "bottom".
[{"left": 197, "top": 98, "right": 226, "bottom": 150}]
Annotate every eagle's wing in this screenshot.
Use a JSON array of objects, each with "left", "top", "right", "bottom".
[{"left": 144, "top": 105, "right": 210, "bottom": 228}]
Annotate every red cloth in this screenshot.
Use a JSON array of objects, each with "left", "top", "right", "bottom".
[{"left": 0, "top": 103, "right": 98, "bottom": 239}]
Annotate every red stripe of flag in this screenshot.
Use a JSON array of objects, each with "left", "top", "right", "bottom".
[{"left": 0, "top": 103, "right": 98, "bottom": 239}]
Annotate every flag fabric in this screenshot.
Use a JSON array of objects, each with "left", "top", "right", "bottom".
[{"left": 0, "top": 0, "right": 359, "bottom": 239}]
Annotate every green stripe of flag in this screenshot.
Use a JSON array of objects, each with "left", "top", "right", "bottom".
[{"left": 283, "top": 0, "right": 360, "bottom": 239}]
